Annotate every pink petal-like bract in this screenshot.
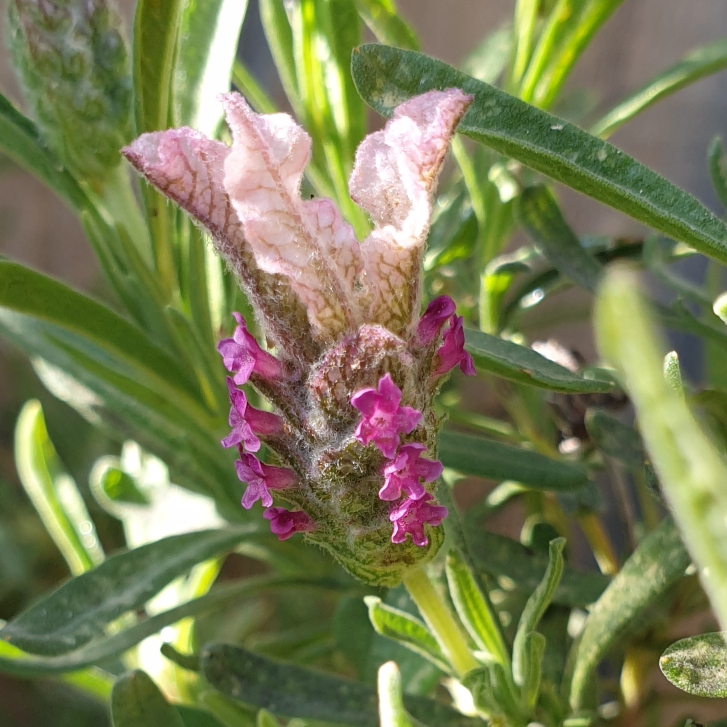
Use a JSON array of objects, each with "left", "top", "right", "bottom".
[
  {"left": 122, "top": 126, "right": 319, "bottom": 362},
  {"left": 263, "top": 507, "right": 315, "bottom": 541},
  {"left": 221, "top": 94, "right": 363, "bottom": 338},
  {"left": 389, "top": 495, "right": 448, "bottom": 547},
  {"left": 434, "top": 315, "right": 476, "bottom": 376},
  {"left": 380, "top": 443, "right": 443, "bottom": 501},
  {"left": 350, "top": 89, "right": 473, "bottom": 334},
  {"left": 350, "top": 373, "right": 422, "bottom": 458},
  {"left": 235, "top": 453, "right": 297, "bottom": 509}
]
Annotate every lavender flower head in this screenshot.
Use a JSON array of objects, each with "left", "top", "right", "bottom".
[{"left": 123, "top": 88, "right": 475, "bottom": 586}]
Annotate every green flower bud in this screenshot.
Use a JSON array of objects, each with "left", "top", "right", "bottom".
[{"left": 8, "top": 0, "right": 132, "bottom": 181}]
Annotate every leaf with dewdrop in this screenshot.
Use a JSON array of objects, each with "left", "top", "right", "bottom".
[{"left": 350, "top": 89, "right": 472, "bottom": 334}]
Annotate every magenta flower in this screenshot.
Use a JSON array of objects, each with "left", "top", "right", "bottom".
[
  {"left": 434, "top": 315, "right": 476, "bottom": 376},
  {"left": 350, "top": 373, "right": 422, "bottom": 458},
  {"left": 235, "top": 453, "right": 297, "bottom": 509},
  {"left": 263, "top": 507, "right": 315, "bottom": 541},
  {"left": 379, "top": 444, "right": 443, "bottom": 501},
  {"left": 390, "top": 496, "right": 449, "bottom": 547},
  {"left": 221, "top": 378, "right": 282, "bottom": 451},
  {"left": 217, "top": 312, "right": 283, "bottom": 385},
  {"left": 417, "top": 295, "right": 456, "bottom": 345}
]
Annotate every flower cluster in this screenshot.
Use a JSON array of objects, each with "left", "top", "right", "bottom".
[{"left": 123, "top": 88, "right": 475, "bottom": 585}]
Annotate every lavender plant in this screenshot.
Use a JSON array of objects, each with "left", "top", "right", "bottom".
[{"left": 2, "top": 1, "right": 727, "bottom": 727}]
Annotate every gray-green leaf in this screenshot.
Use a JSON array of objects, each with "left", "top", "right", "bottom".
[
  {"left": 660, "top": 632, "right": 727, "bottom": 698},
  {"left": 111, "top": 670, "right": 186, "bottom": 727}
]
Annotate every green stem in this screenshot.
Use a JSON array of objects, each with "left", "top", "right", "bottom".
[{"left": 402, "top": 566, "right": 479, "bottom": 678}]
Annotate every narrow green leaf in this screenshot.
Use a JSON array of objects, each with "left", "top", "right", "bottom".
[
  {"left": 173, "top": 0, "right": 249, "bottom": 136},
  {"left": 201, "top": 644, "right": 479, "bottom": 727},
  {"left": 0, "top": 260, "right": 237, "bottom": 506},
  {"left": 466, "top": 530, "right": 609, "bottom": 608},
  {"left": 378, "top": 662, "right": 416, "bottom": 727},
  {"left": 592, "top": 38, "right": 727, "bottom": 139},
  {"left": 512, "top": 538, "right": 565, "bottom": 686},
  {"left": 351, "top": 45, "right": 727, "bottom": 265},
  {"left": 568, "top": 517, "right": 690, "bottom": 711},
  {"left": 232, "top": 61, "right": 278, "bottom": 114},
  {"left": 178, "top": 706, "right": 227, "bottom": 727},
  {"left": 439, "top": 430, "right": 589, "bottom": 490},
  {"left": 445, "top": 550, "right": 509, "bottom": 666},
  {"left": 111, "top": 670, "right": 186, "bottom": 727},
  {"left": 15, "top": 400, "right": 103, "bottom": 576},
  {"left": 522, "top": 631, "right": 546, "bottom": 711},
  {"left": 133, "top": 0, "right": 184, "bottom": 133},
  {"left": 708, "top": 137, "right": 727, "bottom": 211},
  {"left": 0, "top": 576, "right": 325, "bottom": 678},
  {"left": 0, "top": 527, "right": 259, "bottom": 656},
  {"left": 520, "top": 0, "right": 626, "bottom": 108},
  {"left": 463, "top": 327, "right": 614, "bottom": 393},
  {"left": 595, "top": 266, "right": 727, "bottom": 632},
  {"left": 0, "top": 92, "right": 88, "bottom": 210},
  {"left": 584, "top": 409, "right": 644, "bottom": 467},
  {"left": 259, "top": 0, "right": 301, "bottom": 117},
  {"left": 353, "top": 0, "right": 418, "bottom": 51},
  {"left": 517, "top": 185, "right": 603, "bottom": 292},
  {"left": 660, "top": 632, "right": 727, "bottom": 698},
  {"left": 364, "top": 596, "right": 451, "bottom": 674},
  {"left": 510, "top": 0, "right": 540, "bottom": 88},
  {"left": 663, "top": 350, "right": 686, "bottom": 399}
]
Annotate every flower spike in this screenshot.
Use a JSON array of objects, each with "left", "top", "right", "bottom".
[
  {"left": 263, "top": 507, "right": 315, "bottom": 541},
  {"left": 350, "top": 373, "right": 422, "bottom": 458},
  {"left": 379, "top": 443, "right": 443, "bottom": 501},
  {"left": 235, "top": 453, "right": 297, "bottom": 509},
  {"left": 434, "top": 315, "right": 476, "bottom": 376},
  {"left": 390, "top": 496, "right": 448, "bottom": 547}
]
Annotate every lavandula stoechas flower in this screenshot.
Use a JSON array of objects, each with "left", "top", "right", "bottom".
[{"left": 123, "top": 89, "right": 474, "bottom": 586}]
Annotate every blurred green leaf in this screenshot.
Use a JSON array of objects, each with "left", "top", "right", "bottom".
[
  {"left": 463, "top": 327, "right": 614, "bottom": 393},
  {"left": 520, "top": 0, "right": 626, "bottom": 107},
  {"left": 512, "top": 538, "right": 564, "bottom": 686},
  {"left": 708, "top": 136, "right": 727, "bottom": 211},
  {"left": 201, "top": 643, "right": 479, "bottom": 727},
  {"left": 0, "top": 527, "right": 259, "bottom": 656},
  {"left": 0, "top": 575, "right": 319, "bottom": 677},
  {"left": 0, "top": 91, "right": 88, "bottom": 210},
  {"left": 522, "top": 631, "right": 546, "bottom": 711},
  {"left": 592, "top": 38, "right": 727, "bottom": 139},
  {"left": 377, "top": 662, "right": 417, "bottom": 727},
  {"left": 15, "top": 400, "right": 104, "bottom": 576},
  {"left": 0, "top": 260, "right": 238, "bottom": 507},
  {"left": 178, "top": 705, "right": 227, "bottom": 727},
  {"left": 111, "top": 669, "right": 186, "bottom": 727},
  {"left": 517, "top": 185, "right": 603, "bottom": 292},
  {"left": 596, "top": 266, "right": 727, "bottom": 633},
  {"left": 660, "top": 632, "right": 727, "bottom": 698},
  {"left": 259, "top": 0, "right": 300, "bottom": 116},
  {"left": 173, "top": 0, "right": 248, "bottom": 136},
  {"left": 133, "top": 0, "right": 183, "bottom": 133},
  {"left": 445, "top": 550, "right": 509, "bottom": 666},
  {"left": 466, "top": 530, "right": 609, "bottom": 607},
  {"left": 461, "top": 26, "right": 512, "bottom": 85},
  {"left": 584, "top": 409, "right": 644, "bottom": 467},
  {"left": 510, "top": 0, "right": 539, "bottom": 88},
  {"left": 364, "top": 596, "right": 451, "bottom": 674},
  {"left": 354, "top": 0, "right": 418, "bottom": 51},
  {"left": 351, "top": 45, "right": 727, "bottom": 266},
  {"left": 439, "top": 430, "right": 589, "bottom": 490},
  {"left": 568, "top": 517, "right": 690, "bottom": 711}
]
